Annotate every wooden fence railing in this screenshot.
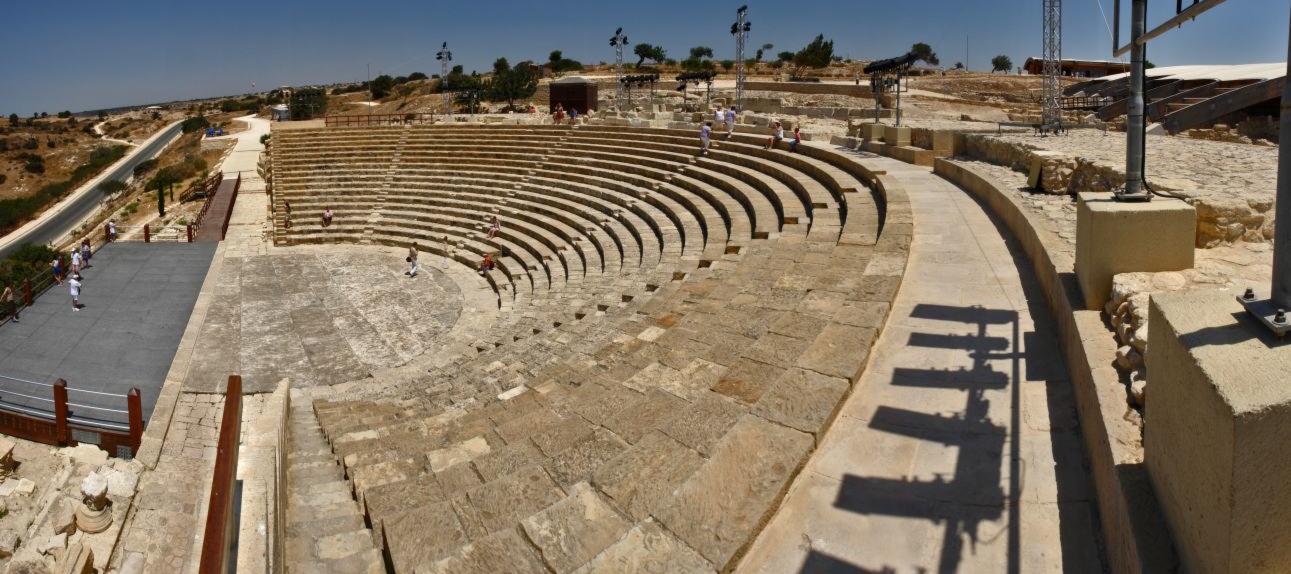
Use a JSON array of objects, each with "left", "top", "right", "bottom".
[
  {"left": 0, "top": 375, "right": 143, "bottom": 457},
  {"left": 199, "top": 375, "right": 242, "bottom": 574},
  {"left": 324, "top": 113, "right": 438, "bottom": 127}
]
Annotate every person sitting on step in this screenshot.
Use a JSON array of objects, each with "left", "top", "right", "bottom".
[{"left": 322, "top": 207, "right": 334, "bottom": 227}]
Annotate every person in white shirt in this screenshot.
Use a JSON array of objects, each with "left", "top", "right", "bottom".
[
  {"left": 724, "top": 107, "right": 736, "bottom": 139},
  {"left": 714, "top": 106, "right": 725, "bottom": 127},
  {"left": 765, "top": 121, "right": 784, "bottom": 150},
  {"left": 406, "top": 256, "right": 419, "bottom": 277},
  {"left": 71, "top": 250, "right": 82, "bottom": 275},
  {"left": 69, "top": 275, "right": 82, "bottom": 310}
]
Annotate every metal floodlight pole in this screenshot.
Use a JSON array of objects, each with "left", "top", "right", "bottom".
[
  {"left": 895, "top": 73, "right": 902, "bottom": 126},
  {"left": 437, "top": 43, "right": 453, "bottom": 113},
  {"left": 611, "top": 28, "right": 628, "bottom": 109},
  {"left": 1041, "top": 0, "right": 1063, "bottom": 127},
  {"left": 731, "top": 5, "right": 750, "bottom": 110},
  {"left": 1271, "top": 9, "right": 1291, "bottom": 313},
  {"left": 1120, "top": 0, "right": 1150, "bottom": 201}
]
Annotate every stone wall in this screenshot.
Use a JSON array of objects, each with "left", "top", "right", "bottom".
[
  {"left": 954, "top": 132, "right": 1274, "bottom": 248},
  {"left": 744, "top": 81, "right": 871, "bottom": 98}
]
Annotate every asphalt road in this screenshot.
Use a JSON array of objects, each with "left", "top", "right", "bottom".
[{"left": 0, "top": 121, "right": 184, "bottom": 260}]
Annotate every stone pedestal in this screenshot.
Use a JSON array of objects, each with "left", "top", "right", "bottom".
[
  {"left": 861, "top": 123, "right": 885, "bottom": 142},
  {"left": 74, "top": 473, "right": 111, "bottom": 534},
  {"left": 1075, "top": 192, "right": 1195, "bottom": 310},
  {"left": 932, "top": 130, "right": 958, "bottom": 157},
  {"left": 882, "top": 126, "right": 911, "bottom": 147},
  {"left": 1146, "top": 289, "right": 1291, "bottom": 573}
]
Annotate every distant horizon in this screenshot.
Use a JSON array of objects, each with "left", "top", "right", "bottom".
[{"left": 2, "top": 0, "right": 1285, "bottom": 115}]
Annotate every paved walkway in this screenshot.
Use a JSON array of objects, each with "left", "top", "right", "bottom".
[
  {"left": 0, "top": 242, "right": 216, "bottom": 424},
  {"left": 737, "top": 155, "right": 1103, "bottom": 573}
]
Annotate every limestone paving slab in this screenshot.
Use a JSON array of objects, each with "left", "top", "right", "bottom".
[{"left": 736, "top": 154, "right": 1103, "bottom": 573}]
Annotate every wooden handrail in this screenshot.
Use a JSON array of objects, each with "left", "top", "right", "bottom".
[{"left": 198, "top": 375, "right": 243, "bottom": 574}]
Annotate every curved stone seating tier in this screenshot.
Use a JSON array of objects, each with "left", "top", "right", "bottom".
[{"left": 271, "top": 124, "right": 905, "bottom": 573}]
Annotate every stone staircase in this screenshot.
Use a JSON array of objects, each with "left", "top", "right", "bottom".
[{"left": 284, "top": 389, "right": 383, "bottom": 573}]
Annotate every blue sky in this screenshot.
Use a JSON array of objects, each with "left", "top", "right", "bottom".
[{"left": 1, "top": 0, "right": 1285, "bottom": 114}]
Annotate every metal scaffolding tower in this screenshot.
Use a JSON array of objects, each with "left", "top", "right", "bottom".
[
  {"left": 610, "top": 28, "right": 628, "bottom": 108},
  {"left": 730, "top": 5, "right": 751, "bottom": 111},
  {"left": 436, "top": 42, "right": 453, "bottom": 112},
  {"left": 1041, "top": 0, "right": 1063, "bottom": 127}
]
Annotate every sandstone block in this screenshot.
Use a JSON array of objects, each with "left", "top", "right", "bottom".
[
  {"left": 572, "top": 519, "right": 714, "bottom": 574},
  {"left": 1075, "top": 192, "right": 1196, "bottom": 310},
  {"left": 752, "top": 368, "right": 849, "bottom": 435},
  {"left": 424, "top": 527, "right": 548, "bottom": 574},
  {"left": 382, "top": 501, "right": 468, "bottom": 572},
  {"left": 592, "top": 431, "right": 703, "bottom": 520},
  {"left": 653, "top": 416, "right": 812, "bottom": 567},
  {"left": 521, "top": 483, "right": 631, "bottom": 573}
]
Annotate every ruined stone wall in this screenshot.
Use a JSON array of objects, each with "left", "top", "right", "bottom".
[{"left": 955, "top": 132, "right": 1274, "bottom": 248}]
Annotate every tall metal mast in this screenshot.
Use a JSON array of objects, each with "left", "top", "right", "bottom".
[
  {"left": 610, "top": 28, "right": 628, "bottom": 108},
  {"left": 436, "top": 42, "right": 453, "bottom": 112},
  {"left": 1041, "top": 0, "right": 1063, "bottom": 128},
  {"left": 731, "top": 6, "right": 751, "bottom": 110}
]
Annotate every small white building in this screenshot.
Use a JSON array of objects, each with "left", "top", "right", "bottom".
[{"left": 270, "top": 104, "right": 290, "bottom": 121}]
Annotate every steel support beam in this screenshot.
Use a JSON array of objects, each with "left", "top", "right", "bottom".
[{"left": 1119, "top": 0, "right": 1150, "bottom": 200}]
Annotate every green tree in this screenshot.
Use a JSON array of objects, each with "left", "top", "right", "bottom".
[
  {"left": 57, "top": 110, "right": 72, "bottom": 119},
  {"left": 633, "top": 43, "right": 667, "bottom": 68},
  {"left": 7, "top": 113, "right": 17, "bottom": 127},
  {"left": 681, "top": 46, "right": 715, "bottom": 72},
  {"left": 453, "top": 73, "right": 485, "bottom": 113},
  {"left": 793, "top": 35, "right": 834, "bottom": 71},
  {"left": 689, "top": 46, "right": 714, "bottom": 60},
  {"left": 180, "top": 116, "right": 210, "bottom": 134},
  {"left": 911, "top": 42, "right": 939, "bottom": 66},
  {"left": 756, "top": 43, "right": 773, "bottom": 61},
  {"left": 777, "top": 51, "right": 795, "bottom": 63},
  {"left": 408, "top": 72, "right": 429, "bottom": 81},
  {"left": 1145, "top": 60, "right": 1156, "bottom": 69},
  {"left": 487, "top": 59, "right": 538, "bottom": 110},
  {"left": 99, "top": 180, "right": 128, "bottom": 196},
  {"left": 720, "top": 60, "right": 735, "bottom": 71},
  {"left": 547, "top": 50, "right": 583, "bottom": 76},
  {"left": 991, "top": 54, "right": 1013, "bottom": 73},
  {"left": 289, "top": 88, "right": 327, "bottom": 120},
  {"left": 370, "top": 74, "right": 395, "bottom": 99},
  {"left": 96, "top": 110, "right": 107, "bottom": 121}
]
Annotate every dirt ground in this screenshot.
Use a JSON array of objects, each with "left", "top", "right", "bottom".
[{"left": 0, "top": 119, "right": 117, "bottom": 201}]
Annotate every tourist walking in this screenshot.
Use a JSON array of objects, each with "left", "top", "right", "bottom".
[
  {"left": 68, "top": 274, "right": 82, "bottom": 311},
  {"left": 284, "top": 200, "right": 293, "bottom": 229},
  {"left": 789, "top": 126, "right": 802, "bottom": 153},
  {"left": 765, "top": 122, "right": 784, "bottom": 150},
  {"left": 724, "top": 106, "right": 736, "bottom": 139},
  {"left": 407, "top": 243, "right": 420, "bottom": 277},
  {"left": 569, "top": 108, "right": 578, "bottom": 124},
  {"left": 52, "top": 257, "right": 63, "bottom": 285},
  {"left": 70, "top": 249, "right": 82, "bottom": 275},
  {"left": 1, "top": 284, "right": 18, "bottom": 323},
  {"left": 714, "top": 105, "right": 725, "bottom": 128},
  {"left": 487, "top": 215, "right": 501, "bottom": 239},
  {"left": 80, "top": 240, "right": 92, "bottom": 269},
  {"left": 107, "top": 220, "right": 117, "bottom": 242},
  {"left": 699, "top": 122, "right": 713, "bottom": 156}
]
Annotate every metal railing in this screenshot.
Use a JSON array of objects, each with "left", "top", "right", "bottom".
[
  {"left": 0, "top": 373, "right": 143, "bottom": 456},
  {"left": 324, "top": 113, "right": 438, "bottom": 127}
]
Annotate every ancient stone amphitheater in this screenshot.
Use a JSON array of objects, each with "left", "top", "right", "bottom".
[{"left": 268, "top": 124, "right": 907, "bottom": 572}]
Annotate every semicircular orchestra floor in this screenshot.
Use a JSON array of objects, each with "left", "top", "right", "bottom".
[{"left": 184, "top": 246, "right": 494, "bottom": 393}]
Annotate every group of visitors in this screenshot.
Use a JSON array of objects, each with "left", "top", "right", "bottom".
[
  {"left": 38, "top": 240, "right": 95, "bottom": 313},
  {"left": 552, "top": 104, "right": 580, "bottom": 125},
  {"left": 698, "top": 107, "right": 801, "bottom": 157},
  {"left": 398, "top": 215, "right": 504, "bottom": 278}
]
